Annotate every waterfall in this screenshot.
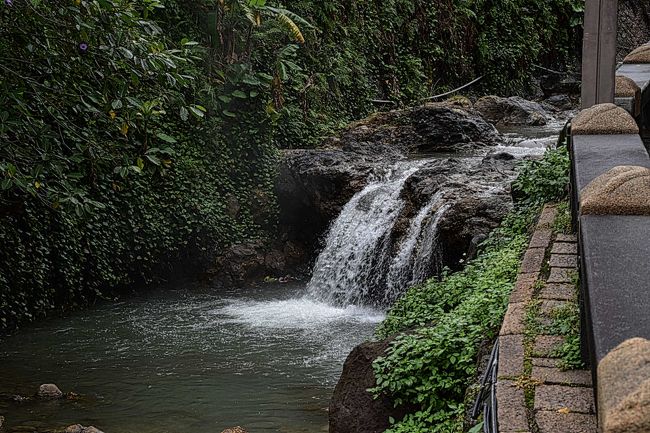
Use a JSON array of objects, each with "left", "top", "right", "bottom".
[
  {"left": 384, "top": 192, "right": 450, "bottom": 303},
  {"left": 306, "top": 161, "right": 425, "bottom": 306},
  {"left": 306, "top": 160, "right": 450, "bottom": 308}
]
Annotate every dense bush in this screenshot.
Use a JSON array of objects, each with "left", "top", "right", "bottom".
[
  {"left": 0, "top": 0, "right": 581, "bottom": 330},
  {"left": 0, "top": 0, "right": 279, "bottom": 329},
  {"left": 372, "top": 146, "right": 570, "bottom": 432}
]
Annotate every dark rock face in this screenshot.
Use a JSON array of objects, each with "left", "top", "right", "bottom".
[
  {"left": 329, "top": 339, "right": 411, "bottom": 433},
  {"left": 539, "top": 74, "right": 581, "bottom": 97},
  {"left": 618, "top": 0, "right": 650, "bottom": 62},
  {"left": 475, "top": 96, "right": 550, "bottom": 126}
]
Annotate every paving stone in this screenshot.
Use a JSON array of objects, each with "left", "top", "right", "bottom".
[
  {"left": 555, "top": 233, "right": 577, "bottom": 243},
  {"left": 549, "top": 254, "right": 578, "bottom": 269},
  {"left": 532, "top": 357, "right": 561, "bottom": 368},
  {"left": 499, "top": 334, "right": 525, "bottom": 378},
  {"left": 500, "top": 302, "right": 527, "bottom": 336},
  {"left": 534, "top": 335, "right": 566, "bottom": 357},
  {"left": 496, "top": 380, "right": 529, "bottom": 432},
  {"left": 540, "top": 300, "right": 568, "bottom": 317},
  {"left": 535, "top": 411, "right": 597, "bottom": 433},
  {"left": 539, "top": 284, "right": 575, "bottom": 301},
  {"left": 551, "top": 242, "right": 577, "bottom": 255},
  {"left": 530, "top": 229, "right": 553, "bottom": 249},
  {"left": 520, "top": 247, "right": 546, "bottom": 274},
  {"left": 537, "top": 205, "right": 559, "bottom": 229},
  {"left": 532, "top": 366, "right": 592, "bottom": 386},
  {"left": 534, "top": 385, "right": 595, "bottom": 413},
  {"left": 547, "top": 268, "right": 575, "bottom": 284},
  {"left": 510, "top": 273, "right": 537, "bottom": 303}
]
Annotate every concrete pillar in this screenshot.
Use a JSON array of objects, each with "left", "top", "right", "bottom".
[{"left": 582, "top": 0, "right": 619, "bottom": 108}]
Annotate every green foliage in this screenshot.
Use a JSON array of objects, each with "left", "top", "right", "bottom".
[
  {"left": 0, "top": 0, "right": 279, "bottom": 330},
  {"left": 372, "top": 147, "right": 571, "bottom": 432},
  {"left": 512, "top": 146, "right": 570, "bottom": 203}
]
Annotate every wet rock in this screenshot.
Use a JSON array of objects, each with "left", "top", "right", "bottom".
[
  {"left": 539, "top": 73, "right": 581, "bottom": 97},
  {"left": 36, "top": 384, "right": 62, "bottom": 400},
  {"left": 474, "top": 96, "right": 550, "bottom": 126},
  {"left": 544, "top": 94, "right": 573, "bottom": 111},
  {"left": 64, "top": 425, "right": 104, "bottom": 433},
  {"left": 211, "top": 239, "right": 306, "bottom": 285},
  {"left": 438, "top": 194, "right": 513, "bottom": 267},
  {"left": 330, "top": 339, "right": 411, "bottom": 433},
  {"left": 0, "top": 416, "right": 4, "bottom": 429},
  {"left": 220, "top": 427, "right": 248, "bottom": 433}
]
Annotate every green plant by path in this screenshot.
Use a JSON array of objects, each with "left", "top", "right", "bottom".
[{"left": 372, "top": 146, "right": 570, "bottom": 432}]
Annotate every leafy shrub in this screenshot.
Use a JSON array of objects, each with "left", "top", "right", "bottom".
[{"left": 372, "top": 146, "right": 571, "bottom": 432}]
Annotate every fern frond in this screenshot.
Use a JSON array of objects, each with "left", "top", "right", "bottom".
[{"left": 275, "top": 13, "right": 305, "bottom": 44}]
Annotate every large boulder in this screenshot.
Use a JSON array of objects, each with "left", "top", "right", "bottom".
[
  {"left": 330, "top": 339, "right": 411, "bottom": 433},
  {"left": 475, "top": 96, "right": 550, "bottom": 126}
]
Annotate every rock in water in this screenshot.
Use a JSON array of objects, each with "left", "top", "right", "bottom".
[
  {"left": 220, "top": 427, "right": 248, "bottom": 433},
  {"left": 64, "top": 425, "right": 105, "bottom": 433},
  {"left": 0, "top": 416, "right": 4, "bottom": 429},
  {"left": 330, "top": 340, "right": 411, "bottom": 433},
  {"left": 36, "top": 383, "right": 63, "bottom": 399},
  {"left": 475, "top": 95, "right": 550, "bottom": 126}
]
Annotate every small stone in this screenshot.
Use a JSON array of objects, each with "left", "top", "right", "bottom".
[
  {"left": 571, "top": 103, "right": 639, "bottom": 135},
  {"left": 580, "top": 166, "right": 650, "bottom": 216},
  {"left": 500, "top": 302, "right": 527, "bottom": 336},
  {"left": 555, "top": 233, "right": 577, "bottom": 243},
  {"left": 540, "top": 284, "right": 575, "bottom": 301},
  {"left": 551, "top": 242, "right": 577, "bottom": 255},
  {"left": 83, "top": 427, "right": 105, "bottom": 433},
  {"left": 520, "top": 247, "right": 545, "bottom": 274},
  {"left": 221, "top": 428, "right": 249, "bottom": 433},
  {"left": 65, "top": 426, "right": 84, "bottom": 433},
  {"left": 535, "top": 411, "right": 597, "bottom": 433},
  {"left": 615, "top": 75, "right": 641, "bottom": 97},
  {"left": 549, "top": 254, "right": 577, "bottom": 269},
  {"left": 534, "top": 385, "right": 595, "bottom": 413},
  {"left": 36, "top": 383, "right": 63, "bottom": 399},
  {"left": 623, "top": 44, "right": 650, "bottom": 64},
  {"left": 547, "top": 268, "right": 574, "bottom": 284},
  {"left": 498, "top": 334, "right": 525, "bottom": 378},
  {"left": 496, "top": 380, "right": 529, "bottom": 432},
  {"left": 534, "top": 335, "right": 566, "bottom": 357},
  {"left": 529, "top": 229, "right": 553, "bottom": 249},
  {"left": 532, "top": 366, "right": 592, "bottom": 386},
  {"left": 510, "top": 273, "right": 537, "bottom": 303},
  {"left": 540, "top": 300, "right": 568, "bottom": 317},
  {"left": 532, "top": 357, "right": 561, "bottom": 368},
  {"left": 537, "top": 205, "right": 559, "bottom": 229}
]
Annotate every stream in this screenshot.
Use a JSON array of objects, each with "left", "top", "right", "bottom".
[
  {"left": 0, "top": 284, "right": 382, "bottom": 432},
  {"left": 0, "top": 121, "right": 562, "bottom": 433}
]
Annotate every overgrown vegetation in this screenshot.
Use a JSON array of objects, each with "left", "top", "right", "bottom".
[
  {"left": 0, "top": 0, "right": 582, "bottom": 331},
  {"left": 372, "top": 146, "right": 570, "bottom": 432}
]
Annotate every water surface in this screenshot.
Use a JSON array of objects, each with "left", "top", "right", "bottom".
[{"left": 0, "top": 283, "right": 383, "bottom": 432}]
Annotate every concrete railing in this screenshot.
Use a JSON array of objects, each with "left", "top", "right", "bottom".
[{"left": 570, "top": 43, "right": 650, "bottom": 433}]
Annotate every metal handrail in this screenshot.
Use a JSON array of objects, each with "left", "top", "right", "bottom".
[{"left": 471, "top": 338, "right": 499, "bottom": 433}]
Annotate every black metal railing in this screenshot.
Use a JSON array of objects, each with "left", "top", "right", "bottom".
[{"left": 471, "top": 338, "right": 499, "bottom": 433}]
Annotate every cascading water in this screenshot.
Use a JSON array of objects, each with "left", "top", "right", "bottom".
[
  {"left": 306, "top": 159, "right": 451, "bottom": 307},
  {"left": 306, "top": 161, "right": 426, "bottom": 306},
  {"left": 384, "top": 191, "right": 450, "bottom": 303}
]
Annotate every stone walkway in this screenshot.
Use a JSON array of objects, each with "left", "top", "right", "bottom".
[{"left": 496, "top": 204, "right": 597, "bottom": 433}]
